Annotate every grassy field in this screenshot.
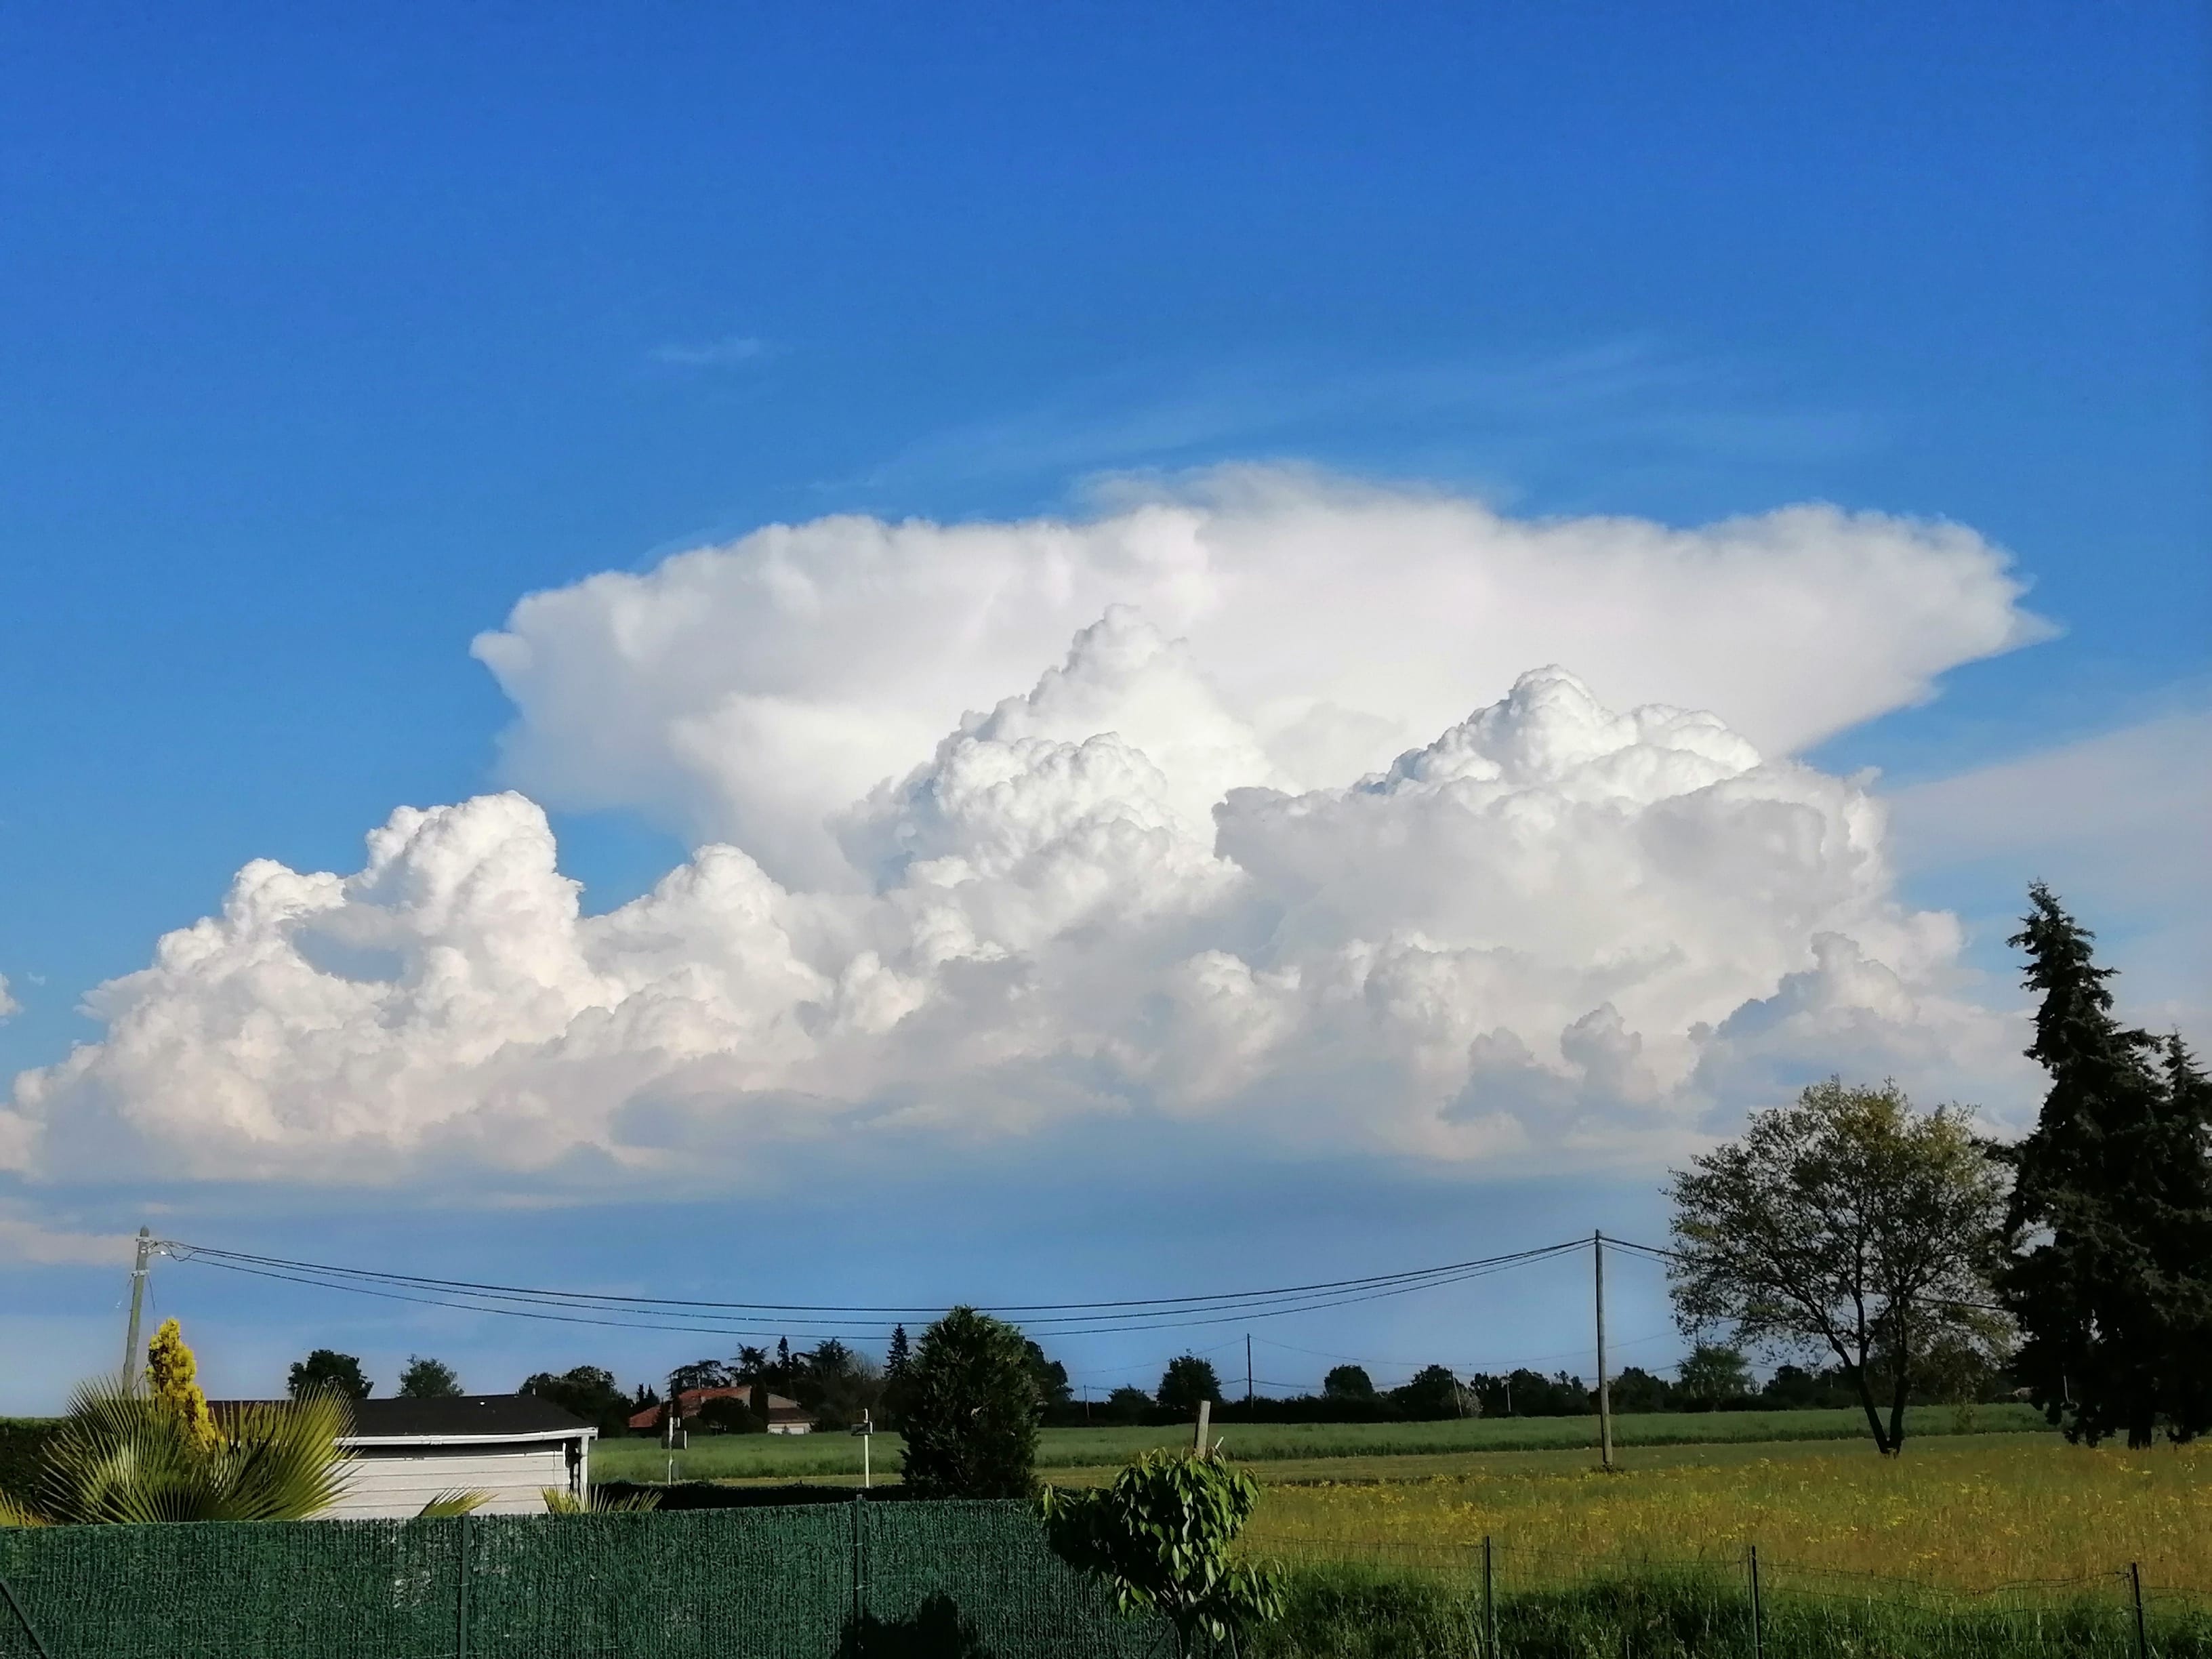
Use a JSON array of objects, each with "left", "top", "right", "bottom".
[
  {"left": 590, "top": 1402, "right": 2047, "bottom": 1485},
  {"left": 1241, "top": 1432, "right": 2211, "bottom": 1593},
  {"left": 1241, "top": 1436, "right": 2212, "bottom": 1656},
  {"left": 1252, "top": 1561, "right": 2211, "bottom": 1659}
]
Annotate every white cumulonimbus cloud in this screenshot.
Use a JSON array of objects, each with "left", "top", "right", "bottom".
[
  {"left": 2, "top": 471, "right": 2047, "bottom": 1185},
  {"left": 473, "top": 468, "right": 2046, "bottom": 886}
]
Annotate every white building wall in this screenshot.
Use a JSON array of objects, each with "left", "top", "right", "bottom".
[{"left": 321, "top": 1442, "right": 579, "bottom": 1519}]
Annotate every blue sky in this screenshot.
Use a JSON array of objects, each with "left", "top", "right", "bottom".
[{"left": 1, "top": 3, "right": 2205, "bottom": 1411}]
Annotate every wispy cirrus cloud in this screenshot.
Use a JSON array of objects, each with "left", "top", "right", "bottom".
[
  {"left": 844, "top": 342, "right": 1873, "bottom": 501},
  {"left": 649, "top": 334, "right": 771, "bottom": 369},
  {"left": 1887, "top": 703, "right": 2212, "bottom": 1029}
]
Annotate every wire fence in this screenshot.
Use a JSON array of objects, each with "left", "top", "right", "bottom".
[
  {"left": 2, "top": 1502, "right": 2207, "bottom": 1658},
  {"left": 1245, "top": 1532, "right": 2212, "bottom": 1658}
]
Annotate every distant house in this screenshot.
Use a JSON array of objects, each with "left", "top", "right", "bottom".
[
  {"left": 628, "top": 1385, "right": 819, "bottom": 1435},
  {"left": 218, "top": 1395, "right": 596, "bottom": 1519}
]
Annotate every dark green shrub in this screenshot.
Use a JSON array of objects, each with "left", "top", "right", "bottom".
[{"left": 897, "top": 1307, "right": 1040, "bottom": 1499}]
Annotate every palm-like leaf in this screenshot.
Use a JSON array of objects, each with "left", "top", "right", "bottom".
[
  {"left": 417, "top": 1490, "right": 492, "bottom": 1517},
  {"left": 542, "top": 1485, "right": 661, "bottom": 1513},
  {"left": 11, "top": 1379, "right": 353, "bottom": 1524}
]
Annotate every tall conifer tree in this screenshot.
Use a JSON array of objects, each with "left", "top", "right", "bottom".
[
  {"left": 1999, "top": 884, "right": 2212, "bottom": 1446},
  {"left": 2156, "top": 1036, "right": 2212, "bottom": 1435}
]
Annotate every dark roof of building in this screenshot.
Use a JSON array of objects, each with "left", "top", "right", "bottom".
[
  {"left": 344, "top": 1395, "right": 592, "bottom": 1439},
  {"left": 207, "top": 1394, "right": 592, "bottom": 1441}
]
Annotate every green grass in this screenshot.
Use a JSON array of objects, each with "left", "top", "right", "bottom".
[
  {"left": 1250, "top": 1561, "right": 2212, "bottom": 1659},
  {"left": 588, "top": 1403, "right": 2047, "bottom": 1486},
  {"left": 1244, "top": 1433, "right": 2211, "bottom": 1591}
]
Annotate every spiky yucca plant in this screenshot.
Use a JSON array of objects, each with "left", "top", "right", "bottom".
[{"left": 0, "top": 1380, "right": 354, "bottom": 1525}]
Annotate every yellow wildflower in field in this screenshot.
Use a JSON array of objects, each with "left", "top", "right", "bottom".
[
  {"left": 146, "top": 1317, "right": 220, "bottom": 1454},
  {"left": 1242, "top": 1433, "right": 2211, "bottom": 1595}
]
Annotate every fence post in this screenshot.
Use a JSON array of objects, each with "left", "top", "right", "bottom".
[
  {"left": 1482, "top": 1535, "right": 1496, "bottom": 1658},
  {"left": 1748, "top": 1544, "right": 1762, "bottom": 1659},
  {"left": 0, "top": 1570, "right": 54, "bottom": 1659},
  {"left": 851, "top": 1492, "right": 866, "bottom": 1649},
  {"left": 455, "top": 1511, "right": 471, "bottom": 1659},
  {"left": 2131, "top": 1563, "right": 2148, "bottom": 1659}
]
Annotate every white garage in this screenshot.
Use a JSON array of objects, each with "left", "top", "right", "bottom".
[{"left": 319, "top": 1395, "right": 595, "bottom": 1519}]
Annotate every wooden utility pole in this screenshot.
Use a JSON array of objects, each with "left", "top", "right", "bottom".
[
  {"left": 121, "top": 1227, "right": 152, "bottom": 1389},
  {"left": 1245, "top": 1334, "right": 1253, "bottom": 1405},
  {"left": 1593, "top": 1229, "right": 1614, "bottom": 1471}
]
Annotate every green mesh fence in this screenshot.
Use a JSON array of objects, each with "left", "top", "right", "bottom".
[
  {"left": 5, "top": 1507, "right": 2208, "bottom": 1659},
  {"left": 0, "top": 1502, "right": 1171, "bottom": 1659}
]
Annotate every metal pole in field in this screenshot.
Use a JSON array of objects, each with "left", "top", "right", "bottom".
[
  {"left": 1593, "top": 1229, "right": 1614, "bottom": 1471},
  {"left": 121, "top": 1227, "right": 152, "bottom": 1389},
  {"left": 2131, "top": 1563, "right": 2148, "bottom": 1659},
  {"left": 1748, "top": 1544, "right": 1763, "bottom": 1659}
]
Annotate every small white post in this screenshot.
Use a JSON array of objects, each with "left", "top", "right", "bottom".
[{"left": 1194, "top": 1397, "right": 1211, "bottom": 1452}]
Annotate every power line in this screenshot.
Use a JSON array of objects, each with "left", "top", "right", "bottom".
[
  {"left": 1601, "top": 1233, "right": 2009, "bottom": 1314},
  {"left": 159, "top": 1237, "right": 1580, "bottom": 1318},
  {"left": 157, "top": 1236, "right": 1592, "bottom": 1340}
]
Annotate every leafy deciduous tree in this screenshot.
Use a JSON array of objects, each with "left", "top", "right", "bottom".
[
  {"left": 1156, "top": 1354, "right": 1222, "bottom": 1415},
  {"left": 1040, "top": 1450, "right": 1284, "bottom": 1659},
  {"left": 288, "top": 1349, "right": 372, "bottom": 1402},
  {"left": 1607, "top": 1366, "right": 1672, "bottom": 1414},
  {"left": 1676, "top": 1343, "right": 1752, "bottom": 1403},
  {"left": 520, "top": 1366, "right": 631, "bottom": 1435},
  {"left": 1023, "top": 1339, "right": 1073, "bottom": 1412},
  {"left": 1322, "top": 1364, "right": 1376, "bottom": 1401},
  {"left": 800, "top": 1338, "right": 882, "bottom": 1429},
  {"left": 1387, "top": 1364, "right": 1467, "bottom": 1419},
  {"left": 667, "top": 1359, "right": 730, "bottom": 1394},
  {"left": 1668, "top": 1078, "right": 2009, "bottom": 1456},
  {"left": 397, "top": 1356, "right": 462, "bottom": 1399},
  {"left": 1101, "top": 1385, "right": 1153, "bottom": 1425}
]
